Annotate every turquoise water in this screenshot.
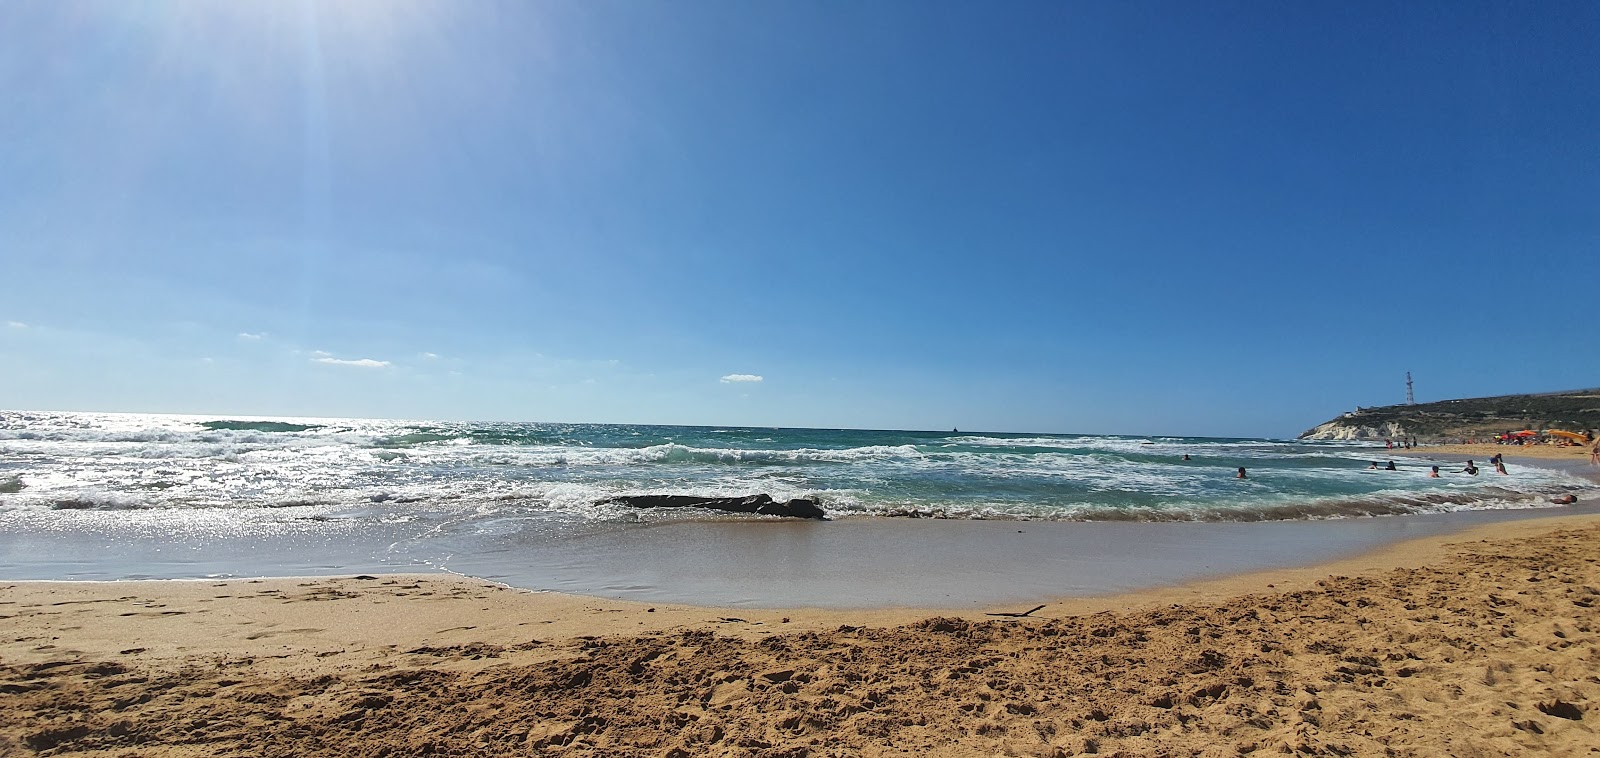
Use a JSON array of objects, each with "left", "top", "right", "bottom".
[
  {"left": 3, "top": 410, "right": 1596, "bottom": 591},
  {"left": 2, "top": 410, "right": 1590, "bottom": 524}
]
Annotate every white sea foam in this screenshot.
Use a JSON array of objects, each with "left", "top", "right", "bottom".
[{"left": 2, "top": 411, "right": 1593, "bottom": 529}]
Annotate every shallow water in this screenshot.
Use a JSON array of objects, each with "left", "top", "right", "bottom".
[{"left": 3, "top": 410, "right": 1596, "bottom": 604}]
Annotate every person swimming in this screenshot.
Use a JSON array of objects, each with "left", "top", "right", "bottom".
[
  {"left": 1461, "top": 460, "right": 1479, "bottom": 475},
  {"left": 1236, "top": 467, "right": 1248, "bottom": 479},
  {"left": 1367, "top": 461, "right": 1379, "bottom": 470},
  {"left": 1384, "top": 461, "right": 1397, "bottom": 471},
  {"left": 1429, "top": 465, "right": 1440, "bottom": 478},
  {"left": 1182, "top": 454, "right": 1191, "bottom": 461}
]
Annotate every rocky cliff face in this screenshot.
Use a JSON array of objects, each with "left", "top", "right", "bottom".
[
  {"left": 1300, "top": 417, "right": 1410, "bottom": 441},
  {"left": 1299, "top": 388, "right": 1600, "bottom": 441}
]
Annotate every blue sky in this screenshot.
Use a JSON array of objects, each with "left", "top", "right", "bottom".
[{"left": 3, "top": 1, "right": 1597, "bottom": 437}]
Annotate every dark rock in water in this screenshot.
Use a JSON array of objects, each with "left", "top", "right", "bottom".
[
  {"left": 882, "top": 508, "right": 949, "bottom": 519},
  {"left": 764, "top": 498, "right": 825, "bottom": 519},
  {"left": 606, "top": 494, "right": 827, "bottom": 520}
]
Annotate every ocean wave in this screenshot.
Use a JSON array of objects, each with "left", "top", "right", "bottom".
[
  {"left": 442, "top": 443, "right": 930, "bottom": 467},
  {"left": 827, "top": 484, "right": 1596, "bottom": 523},
  {"left": 4, "top": 411, "right": 1594, "bottom": 531},
  {"left": 376, "top": 432, "right": 459, "bottom": 447}
]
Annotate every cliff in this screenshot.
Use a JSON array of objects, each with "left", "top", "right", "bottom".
[{"left": 1299, "top": 388, "right": 1600, "bottom": 441}]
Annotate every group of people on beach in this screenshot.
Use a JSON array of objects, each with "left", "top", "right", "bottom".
[
  {"left": 1367, "top": 457, "right": 1506, "bottom": 476},
  {"left": 1384, "top": 437, "right": 1418, "bottom": 450}
]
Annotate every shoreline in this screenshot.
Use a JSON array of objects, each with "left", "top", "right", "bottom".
[
  {"left": 5, "top": 454, "right": 1598, "bottom": 609},
  {"left": 6, "top": 506, "right": 1600, "bottom": 650},
  {"left": 8, "top": 449, "right": 1600, "bottom": 754},
  {"left": 6, "top": 510, "right": 1599, "bottom": 754}
]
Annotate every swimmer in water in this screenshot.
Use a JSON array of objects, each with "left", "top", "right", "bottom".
[
  {"left": 1236, "top": 467, "right": 1248, "bottom": 479},
  {"left": 1182, "top": 454, "right": 1191, "bottom": 461},
  {"left": 1495, "top": 461, "right": 1508, "bottom": 475},
  {"left": 1429, "top": 465, "right": 1440, "bottom": 478},
  {"left": 1384, "top": 461, "right": 1397, "bottom": 471},
  {"left": 1461, "top": 460, "right": 1479, "bottom": 476}
]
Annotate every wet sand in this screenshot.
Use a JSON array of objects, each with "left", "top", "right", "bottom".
[{"left": 5, "top": 509, "right": 1600, "bottom": 756}]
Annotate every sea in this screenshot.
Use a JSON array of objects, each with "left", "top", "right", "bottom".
[{"left": 3, "top": 410, "right": 1596, "bottom": 605}]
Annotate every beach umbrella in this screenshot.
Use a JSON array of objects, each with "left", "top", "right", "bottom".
[
  {"left": 1510, "top": 430, "right": 1538, "bottom": 437},
  {"left": 1548, "top": 430, "right": 1591, "bottom": 443}
]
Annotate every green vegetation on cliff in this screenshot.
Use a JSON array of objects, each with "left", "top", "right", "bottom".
[{"left": 1300, "top": 388, "right": 1600, "bottom": 440}]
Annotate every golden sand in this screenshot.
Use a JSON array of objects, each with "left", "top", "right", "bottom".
[
  {"left": 5, "top": 512, "right": 1600, "bottom": 756},
  {"left": 1411, "top": 442, "right": 1596, "bottom": 463}
]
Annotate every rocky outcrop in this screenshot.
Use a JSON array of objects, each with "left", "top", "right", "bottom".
[
  {"left": 1299, "top": 417, "right": 1410, "bottom": 441},
  {"left": 1299, "top": 388, "right": 1600, "bottom": 441},
  {"left": 605, "top": 494, "right": 827, "bottom": 520}
]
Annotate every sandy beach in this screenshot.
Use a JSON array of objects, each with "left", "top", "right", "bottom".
[
  {"left": 6, "top": 508, "right": 1600, "bottom": 757},
  {"left": 1413, "top": 442, "right": 1597, "bottom": 463}
]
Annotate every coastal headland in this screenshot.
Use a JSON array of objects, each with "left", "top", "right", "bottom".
[
  {"left": 1300, "top": 387, "right": 1600, "bottom": 442},
  {"left": 6, "top": 508, "right": 1599, "bottom": 756}
]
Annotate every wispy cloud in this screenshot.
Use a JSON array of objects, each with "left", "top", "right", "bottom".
[
  {"left": 237, "top": 332, "right": 265, "bottom": 341},
  {"left": 420, "top": 352, "right": 440, "bottom": 360},
  {"left": 313, "top": 357, "right": 392, "bottom": 369},
  {"left": 720, "top": 374, "right": 764, "bottom": 384},
  {"left": 6, "top": 321, "right": 27, "bottom": 329}
]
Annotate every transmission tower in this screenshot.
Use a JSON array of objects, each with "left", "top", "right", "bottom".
[{"left": 1406, "top": 372, "right": 1415, "bottom": 405}]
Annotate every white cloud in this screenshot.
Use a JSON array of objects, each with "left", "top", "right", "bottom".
[
  {"left": 311, "top": 350, "right": 333, "bottom": 358},
  {"left": 6, "top": 321, "right": 27, "bottom": 329},
  {"left": 313, "top": 357, "right": 392, "bottom": 369},
  {"left": 720, "top": 374, "right": 764, "bottom": 384},
  {"left": 237, "top": 332, "right": 265, "bottom": 341},
  {"left": 420, "top": 352, "right": 440, "bottom": 360}
]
